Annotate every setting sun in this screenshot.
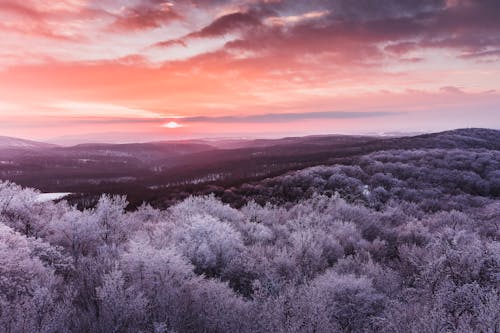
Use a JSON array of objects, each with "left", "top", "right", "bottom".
[{"left": 163, "top": 121, "right": 183, "bottom": 129}]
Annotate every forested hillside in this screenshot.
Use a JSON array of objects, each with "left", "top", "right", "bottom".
[
  {"left": 1, "top": 142, "right": 498, "bottom": 332},
  {"left": 1, "top": 129, "right": 498, "bottom": 210}
]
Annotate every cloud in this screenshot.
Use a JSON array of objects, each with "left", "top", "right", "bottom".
[
  {"left": 440, "top": 86, "right": 465, "bottom": 94},
  {"left": 108, "top": 1, "right": 181, "bottom": 31},
  {"left": 0, "top": 111, "right": 398, "bottom": 127},
  {"left": 153, "top": 39, "right": 187, "bottom": 48},
  {"left": 0, "top": 2, "right": 43, "bottom": 20},
  {"left": 4, "top": 0, "right": 500, "bottom": 66},
  {"left": 264, "top": 10, "right": 330, "bottom": 26},
  {"left": 153, "top": 10, "right": 263, "bottom": 48},
  {"left": 172, "top": 111, "right": 399, "bottom": 123},
  {"left": 0, "top": 0, "right": 109, "bottom": 42},
  {"left": 49, "top": 101, "right": 163, "bottom": 119},
  {"left": 188, "top": 11, "right": 262, "bottom": 38},
  {"left": 459, "top": 49, "right": 500, "bottom": 60},
  {"left": 157, "top": 0, "right": 500, "bottom": 66}
]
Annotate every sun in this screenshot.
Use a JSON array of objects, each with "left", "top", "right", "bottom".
[{"left": 163, "top": 121, "right": 183, "bottom": 129}]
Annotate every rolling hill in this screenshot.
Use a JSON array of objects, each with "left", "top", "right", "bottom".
[{"left": 0, "top": 128, "right": 498, "bottom": 208}]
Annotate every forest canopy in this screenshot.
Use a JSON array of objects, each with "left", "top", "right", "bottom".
[{"left": 0, "top": 147, "right": 499, "bottom": 332}]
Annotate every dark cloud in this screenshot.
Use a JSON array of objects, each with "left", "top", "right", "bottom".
[
  {"left": 187, "top": 11, "right": 262, "bottom": 38},
  {"left": 385, "top": 42, "right": 419, "bottom": 55},
  {"left": 151, "top": 0, "right": 500, "bottom": 63},
  {"left": 153, "top": 39, "right": 187, "bottom": 48},
  {"left": 176, "top": 111, "right": 398, "bottom": 123},
  {"left": 332, "top": 0, "right": 445, "bottom": 20},
  {"left": 109, "top": 1, "right": 181, "bottom": 31},
  {"left": 440, "top": 86, "right": 465, "bottom": 94},
  {"left": 153, "top": 10, "right": 264, "bottom": 48}
]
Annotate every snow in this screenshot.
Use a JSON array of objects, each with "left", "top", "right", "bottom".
[
  {"left": 35, "top": 192, "right": 72, "bottom": 203},
  {"left": 362, "top": 185, "right": 370, "bottom": 197}
]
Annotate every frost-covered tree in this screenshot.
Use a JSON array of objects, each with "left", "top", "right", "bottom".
[{"left": 0, "top": 145, "right": 499, "bottom": 332}]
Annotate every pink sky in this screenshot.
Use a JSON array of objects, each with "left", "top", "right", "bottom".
[{"left": 0, "top": 0, "right": 499, "bottom": 143}]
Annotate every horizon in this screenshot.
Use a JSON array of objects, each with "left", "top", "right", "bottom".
[
  {"left": 2, "top": 126, "right": 499, "bottom": 146},
  {"left": 1, "top": 1, "right": 500, "bottom": 141}
]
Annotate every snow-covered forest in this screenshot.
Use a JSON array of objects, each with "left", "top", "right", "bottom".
[{"left": 1, "top": 148, "right": 499, "bottom": 333}]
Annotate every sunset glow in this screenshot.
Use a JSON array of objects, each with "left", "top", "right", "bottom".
[
  {"left": 163, "top": 121, "right": 183, "bottom": 129},
  {"left": 0, "top": 0, "right": 499, "bottom": 143}
]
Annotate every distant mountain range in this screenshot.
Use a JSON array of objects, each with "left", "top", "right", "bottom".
[
  {"left": 3, "top": 128, "right": 499, "bottom": 151},
  {"left": 0, "top": 135, "right": 57, "bottom": 149}
]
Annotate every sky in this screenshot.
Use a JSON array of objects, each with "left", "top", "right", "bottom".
[{"left": 0, "top": 0, "right": 499, "bottom": 143}]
